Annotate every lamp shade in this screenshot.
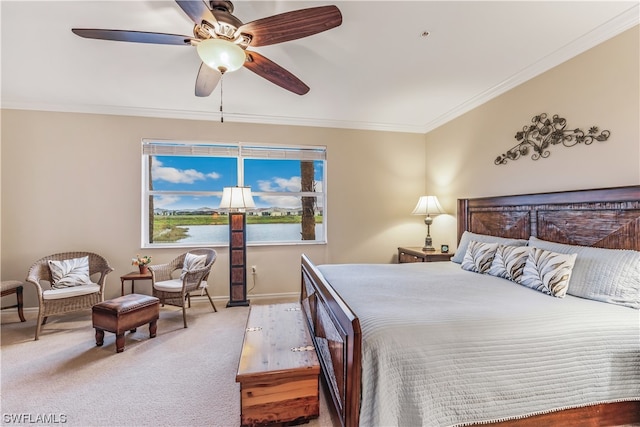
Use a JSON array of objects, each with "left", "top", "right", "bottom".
[
  {"left": 219, "top": 186, "right": 256, "bottom": 211},
  {"left": 197, "top": 39, "right": 246, "bottom": 74},
  {"left": 412, "top": 195, "right": 445, "bottom": 216}
]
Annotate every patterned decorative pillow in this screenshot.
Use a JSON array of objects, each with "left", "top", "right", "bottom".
[
  {"left": 451, "top": 231, "right": 528, "bottom": 264},
  {"left": 48, "top": 256, "right": 93, "bottom": 289},
  {"left": 519, "top": 248, "right": 577, "bottom": 298},
  {"left": 529, "top": 237, "right": 640, "bottom": 309},
  {"left": 488, "top": 245, "right": 532, "bottom": 282},
  {"left": 180, "top": 252, "right": 208, "bottom": 280},
  {"left": 461, "top": 241, "right": 499, "bottom": 274}
]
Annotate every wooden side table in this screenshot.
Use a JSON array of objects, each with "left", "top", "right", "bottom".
[
  {"left": 398, "top": 247, "right": 454, "bottom": 263},
  {"left": 119, "top": 271, "right": 153, "bottom": 296},
  {"left": 1, "top": 280, "right": 26, "bottom": 322}
]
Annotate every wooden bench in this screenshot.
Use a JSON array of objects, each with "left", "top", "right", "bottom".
[
  {"left": 236, "top": 303, "right": 320, "bottom": 426},
  {"left": 92, "top": 294, "right": 159, "bottom": 353}
]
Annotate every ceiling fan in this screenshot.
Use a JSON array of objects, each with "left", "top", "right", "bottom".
[{"left": 72, "top": 1, "right": 342, "bottom": 96}]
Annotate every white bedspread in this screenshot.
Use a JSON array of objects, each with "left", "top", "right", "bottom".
[{"left": 317, "top": 261, "right": 640, "bottom": 427}]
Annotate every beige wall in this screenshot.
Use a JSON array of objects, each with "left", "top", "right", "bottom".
[
  {"left": 425, "top": 25, "right": 640, "bottom": 251},
  {"left": 1, "top": 112, "right": 426, "bottom": 307}
]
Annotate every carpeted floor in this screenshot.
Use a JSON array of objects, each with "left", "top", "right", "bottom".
[{"left": 1, "top": 300, "right": 336, "bottom": 427}]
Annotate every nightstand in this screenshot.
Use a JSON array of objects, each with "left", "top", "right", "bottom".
[{"left": 398, "top": 247, "right": 453, "bottom": 263}]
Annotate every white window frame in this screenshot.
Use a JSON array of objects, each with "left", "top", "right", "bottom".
[{"left": 141, "top": 139, "right": 327, "bottom": 248}]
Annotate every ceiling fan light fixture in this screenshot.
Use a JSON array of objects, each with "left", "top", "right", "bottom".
[{"left": 197, "top": 38, "right": 245, "bottom": 74}]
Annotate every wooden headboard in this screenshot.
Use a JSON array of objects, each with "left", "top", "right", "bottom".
[{"left": 457, "top": 186, "right": 640, "bottom": 251}]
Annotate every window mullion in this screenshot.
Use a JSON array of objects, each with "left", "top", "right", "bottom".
[{"left": 238, "top": 156, "right": 245, "bottom": 187}]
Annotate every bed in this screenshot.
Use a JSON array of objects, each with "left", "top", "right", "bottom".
[{"left": 300, "top": 186, "right": 640, "bottom": 427}]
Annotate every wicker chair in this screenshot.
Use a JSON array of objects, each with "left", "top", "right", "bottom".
[
  {"left": 26, "top": 252, "right": 114, "bottom": 340},
  {"left": 149, "top": 248, "right": 217, "bottom": 328}
]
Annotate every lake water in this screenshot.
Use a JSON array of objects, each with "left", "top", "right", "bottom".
[{"left": 177, "top": 223, "right": 324, "bottom": 243}]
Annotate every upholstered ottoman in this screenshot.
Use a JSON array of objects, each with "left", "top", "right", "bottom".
[{"left": 92, "top": 294, "right": 159, "bottom": 353}]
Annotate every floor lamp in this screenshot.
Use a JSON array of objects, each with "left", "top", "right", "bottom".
[
  {"left": 412, "top": 195, "right": 445, "bottom": 252},
  {"left": 219, "top": 186, "right": 255, "bottom": 307}
]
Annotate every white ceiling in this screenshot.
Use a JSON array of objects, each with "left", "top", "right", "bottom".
[{"left": 2, "top": 1, "right": 638, "bottom": 134}]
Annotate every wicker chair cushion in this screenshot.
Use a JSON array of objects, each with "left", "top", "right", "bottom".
[
  {"left": 48, "top": 256, "right": 92, "bottom": 289},
  {"left": 42, "top": 284, "right": 100, "bottom": 300},
  {"left": 153, "top": 279, "right": 208, "bottom": 292},
  {"left": 180, "top": 252, "right": 208, "bottom": 279}
]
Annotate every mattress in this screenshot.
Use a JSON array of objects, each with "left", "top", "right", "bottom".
[{"left": 317, "top": 261, "right": 640, "bottom": 427}]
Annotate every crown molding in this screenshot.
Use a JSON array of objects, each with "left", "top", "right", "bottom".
[{"left": 0, "top": 101, "right": 427, "bottom": 134}]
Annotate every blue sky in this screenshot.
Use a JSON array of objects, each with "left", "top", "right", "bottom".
[{"left": 151, "top": 156, "right": 323, "bottom": 210}]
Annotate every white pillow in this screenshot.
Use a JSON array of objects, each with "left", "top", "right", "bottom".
[
  {"left": 529, "top": 237, "right": 640, "bottom": 309},
  {"left": 519, "top": 248, "right": 577, "bottom": 298},
  {"left": 180, "top": 252, "right": 208, "bottom": 280},
  {"left": 452, "top": 231, "right": 528, "bottom": 264},
  {"left": 48, "top": 256, "right": 93, "bottom": 289},
  {"left": 461, "top": 241, "right": 499, "bottom": 274},
  {"left": 487, "top": 245, "right": 532, "bottom": 282}
]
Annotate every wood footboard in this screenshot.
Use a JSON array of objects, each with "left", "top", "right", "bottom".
[{"left": 300, "top": 254, "right": 361, "bottom": 427}]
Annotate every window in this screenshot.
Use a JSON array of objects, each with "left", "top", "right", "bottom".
[{"left": 142, "top": 140, "right": 326, "bottom": 247}]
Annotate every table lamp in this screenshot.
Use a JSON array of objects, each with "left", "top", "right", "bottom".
[{"left": 412, "top": 195, "right": 445, "bottom": 252}]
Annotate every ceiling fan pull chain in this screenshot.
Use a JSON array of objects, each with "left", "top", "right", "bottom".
[{"left": 220, "top": 76, "right": 224, "bottom": 123}]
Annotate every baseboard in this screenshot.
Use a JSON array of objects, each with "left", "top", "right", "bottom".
[
  {"left": 1, "top": 307, "right": 38, "bottom": 315},
  {"left": 191, "top": 291, "right": 300, "bottom": 305},
  {"left": 2, "top": 292, "right": 301, "bottom": 315}
]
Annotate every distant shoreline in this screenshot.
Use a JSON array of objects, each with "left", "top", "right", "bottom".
[{"left": 152, "top": 214, "right": 323, "bottom": 243}]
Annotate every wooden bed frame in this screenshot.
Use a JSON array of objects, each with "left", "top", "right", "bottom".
[{"left": 300, "top": 185, "right": 640, "bottom": 427}]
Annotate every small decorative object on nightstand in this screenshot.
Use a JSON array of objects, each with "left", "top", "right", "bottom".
[
  {"left": 131, "top": 254, "right": 152, "bottom": 275},
  {"left": 412, "top": 195, "right": 445, "bottom": 251},
  {"left": 398, "top": 247, "right": 453, "bottom": 263},
  {"left": 441, "top": 244, "right": 449, "bottom": 253}
]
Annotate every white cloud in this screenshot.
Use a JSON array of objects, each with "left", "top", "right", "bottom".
[
  {"left": 151, "top": 158, "right": 220, "bottom": 184},
  {"left": 257, "top": 195, "right": 302, "bottom": 209},
  {"left": 255, "top": 175, "right": 323, "bottom": 208},
  {"left": 258, "top": 176, "right": 301, "bottom": 192},
  {"left": 154, "top": 195, "right": 182, "bottom": 208}
]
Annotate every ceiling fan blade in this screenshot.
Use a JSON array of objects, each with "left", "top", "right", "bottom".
[
  {"left": 195, "top": 63, "right": 222, "bottom": 97},
  {"left": 244, "top": 51, "right": 309, "bottom": 95},
  {"left": 72, "top": 29, "right": 193, "bottom": 45},
  {"left": 238, "top": 5, "right": 342, "bottom": 47},
  {"left": 175, "top": 0, "right": 216, "bottom": 25}
]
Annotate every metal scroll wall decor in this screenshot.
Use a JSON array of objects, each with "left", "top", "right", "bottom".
[{"left": 495, "top": 113, "right": 610, "bottom": 165}]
